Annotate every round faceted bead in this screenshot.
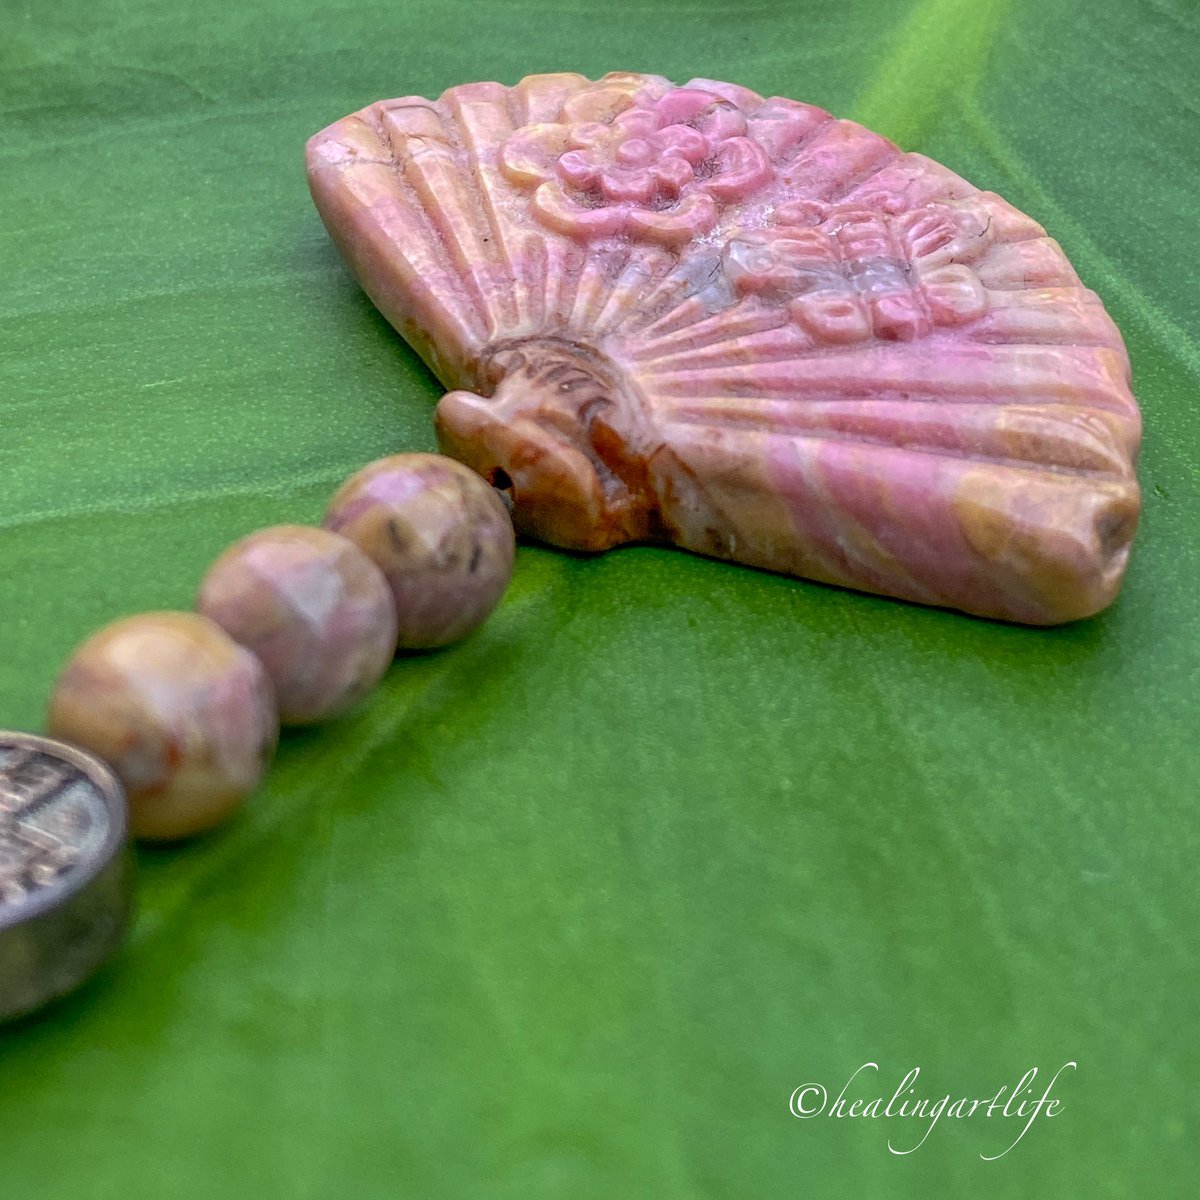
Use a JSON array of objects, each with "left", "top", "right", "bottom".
[
  {"left": 197, "top": 525, "right": 398, "bottom": 725},
  {"left": 323, "top": 453, "right": 515, "bottom": 649},
  {"left": 46, "top": 612, "right": 278, "bottom": 841}
]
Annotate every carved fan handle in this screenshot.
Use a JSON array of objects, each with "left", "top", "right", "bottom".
[{"left": 434, "top": 341, "right": 656, "bottom": 552}]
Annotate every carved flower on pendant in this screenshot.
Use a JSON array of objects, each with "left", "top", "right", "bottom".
[
  {"left": 501, "top": 85, "right": 774, "bottom": 244},
  {"left": 721, "top": 203, "right": 991, "bottom": 345}
]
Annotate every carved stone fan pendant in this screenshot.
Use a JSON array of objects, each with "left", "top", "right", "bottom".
[{"left": 306, "top": 72, "right": 1140, "bottom": 625}]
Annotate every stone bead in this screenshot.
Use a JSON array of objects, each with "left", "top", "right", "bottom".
[
  {"left": 323, "top": 453, "right": 515, "bottom": 649},
  {"left": 46, "top": 612, "right": 278, "bottom": 841},
  {"left": 197, "top": 525, "right": 398, "bottom": 725}
]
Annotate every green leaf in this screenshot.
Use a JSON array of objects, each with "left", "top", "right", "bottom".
[{"left": 0, "top": 1, "right": 1195, "bottom": 1195}]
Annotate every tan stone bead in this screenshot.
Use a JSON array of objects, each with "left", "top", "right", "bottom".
[
  {"left": 197, "top": 525, "right": 398, "bottom": 725},
  {"left": 323, "top": 453, "right": 515, "bottom": 649},
  {"left": 46, "top": 612, "right": 278, "bottom": 841}
]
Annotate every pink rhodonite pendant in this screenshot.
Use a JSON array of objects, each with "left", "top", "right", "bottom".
[{"left": 306, "top": 72, "right": 1141, "bottom": 624}]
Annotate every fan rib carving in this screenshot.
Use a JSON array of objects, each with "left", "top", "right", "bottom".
[{"left": 308, "top": 72, "right": 1141, "bottom": 624}]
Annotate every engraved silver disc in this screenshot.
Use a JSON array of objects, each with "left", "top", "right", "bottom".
[{"left": 0, "top": 731, "right": 133, "bottom": 1022}]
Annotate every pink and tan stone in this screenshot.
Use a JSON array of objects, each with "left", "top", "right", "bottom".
[
  {"left": 47, "top": 613, "right": 278, "bottom": 841},
  {"left": 307, "top": 72, "right": 1142, "bottom": 624},
  {"left": 198, "top": 525, "right": 398, "bottom": 725},
  {"left": 323, "top": 453, "right": 515, "bottom": 649}
]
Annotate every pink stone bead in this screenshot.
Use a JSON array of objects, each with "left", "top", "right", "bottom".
[
  {"left": 323, "top": 453, "right": 515, "bottom": 649},
  {"left": 197, "top": 525, "right": 398, "bottom": 725},
  {"left": 46, "top": 612, "right": 278, "bottom": 841}
]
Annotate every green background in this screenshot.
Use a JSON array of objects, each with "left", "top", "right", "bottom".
[{"left": 1, "top": 0, "right": 1195, "bottom": 1195}]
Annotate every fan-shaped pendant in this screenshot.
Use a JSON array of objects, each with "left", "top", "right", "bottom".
[{"left": 307, "top": 72, "right": 1141, "bottom": 624}]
